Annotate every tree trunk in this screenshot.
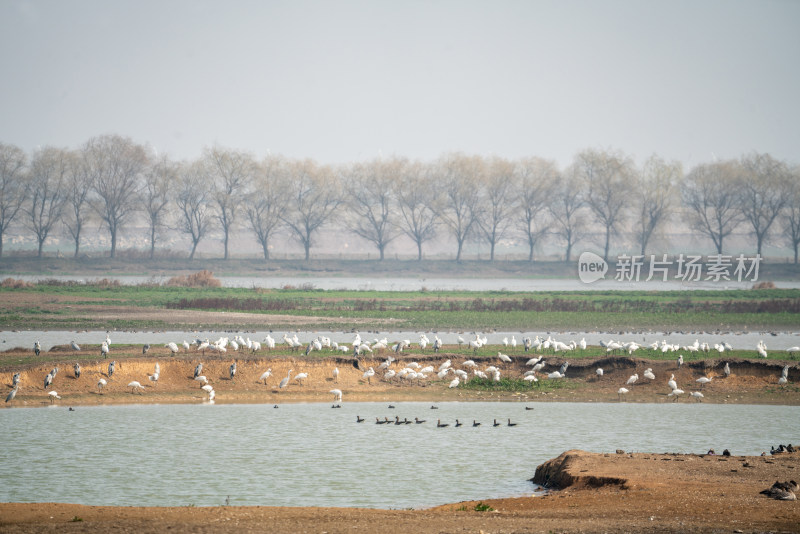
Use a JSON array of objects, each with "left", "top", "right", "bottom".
[
  {"left": 223, "top": 229, "right": 229, "bottom": 260},
  {"left": 189, "top": 240, "right": 198, "bottom": 260},
  {"left": 565, "top": 241, "right": 572, "bottom": 263},
  {"left": 455, "top": 240, "right": 463, "bottom": 262},
  {"left": 794, "top": 243, "right": 798, "bottom": 264},
  {"left": 38, "top": 238, "right": 44, "bottom": 258},
  {"left": 150, "top": 226, "right": 156, "bottom": 259},
  {"left": 603, "top": 227, "right": 611, "bottom": 261},
  {"left": 0, "top": 234, "right": 4, "bottom": 258},
  {"left": 416, "top": 241, "right": 423, "bottom": 261},
  {"left": 110, "top": 230, "right": 117, "bottom": 259},
  {"left": 489, "top": 241, "right": 495, "bottom": 262},
  {"left": 73, "top": 234, "right": 80, "bottom": 258},
  {"left": 378, "top": 244, "right": 385, "bottom": 261},
  {"left": 304, "top": 240, "right": 311, "bottom": 261}
]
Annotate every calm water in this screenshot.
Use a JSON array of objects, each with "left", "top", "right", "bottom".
[{"left": 1, "top": 402, "right": 797, "bottom": 509}]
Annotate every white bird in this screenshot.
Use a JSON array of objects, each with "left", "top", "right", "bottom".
[
  {"left": 166, "top": 342, "right": 179, "bottom": 354},
  {"left": 617, "top": 387, "right": 629, "bottom": 401},
  {"left": 70, "top": 341, "right": 80, "bottom": 351},
  {"left": 643, "top": 368, "right": 656, "bottom": 381},
  {"left": 579, "top": 338, "right": 587, "bottom": 350},
  {"left": 74, "top": 362, "right": 81, "bottom": 378},
  {"left": 668, "top": 388, "right": 685, "bottom": 401},
  {"left": 194, "top": 375, "right": 208, "bottom": 385},
  {"left": 498, "top": 352, "right": 512, "bottom": 363},
  {"left": 448, "top": 377, "right": 460, "bottom": 388},
  {"left": 362, "top": 367, "right": 375, "bottom": 385},
  {"left": 723, "top": 362, "right": 731, "bottom": 377},
  {"left": 332, "top": 367, "right": 339, "bottom": 383},
  {"left": 279, "top": 369, "right": 293, "bottom": 389},
  {"left": 34, "top": 340, "right": 41, "bottom": 356},
  {"left": 596, "top": 368, "right": 604, "bottom": 378},
  {"left": 330, "top": 389, "right": 342, "bottom": 402},
  {"left": 128, "top": 381, "right": 145, "bottom": 393},
  {"left": 100, "top": 342, "right": 109, "bottom": 358},
  {"left": 667, "top": 374, "right": 677, "bottom": 391},
  {"left": 48, "top": 391, "right": 61, "bottom": 403},
  {"left": 97, "top": 378, "right": 107, "bottom": 393},
  {"left": 677, "top": 354, "right": 684, "bottom": 367},
  {"left": 510, "top": 335, "right": 517, "bottom": 350},
  {"left": 384, "top": 369, "right": 396, "bottom": 381},
  {"left": 691, "top": 391, "right": 704, "bottom": 402},
  {"left": 696, "top": 376, "right": 712, "bottom": 387},
  {"left": 547, "top": 371, "right": 564, "bottom": 379},
  {"left": 259, "top": 368, "right": 272, "bottom": 385},
  {"left": 524, "top": 374, "right": 538, "bottom": 386},
  {"left": 182, "top": 340, "right": 190, "bottom": 351},
  {"left": 294, "top": 372, "right": 308, "bottom": 385},
  {"left": 626, "top": 373, "right": 639, "bottom": 385},
  {"left": 787, "top": 346, "right": 800, "bottom": 357}
]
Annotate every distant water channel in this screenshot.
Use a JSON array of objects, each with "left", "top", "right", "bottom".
[
  {"left": 9, "top": 274, "right": 800, "bottom": 291},
  {"left": 0, "top": 402, "right": 796, "bottom": 509}
]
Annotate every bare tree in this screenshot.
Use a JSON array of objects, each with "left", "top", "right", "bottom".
[
  {"left": 246, "top": 156, "right": 288, "bottom": 260},
  {"left": 0, "top": 142, "right": 28, "bottom": 258},
  {"left": 26, "top": 147, "right": 70, "bottom": 257},
  {"left": 85, "top": 135, "right": 147, "bottom": 258},
  {"left": 682, "top": 160, "right": 742, "bottom": 255},
  {"left": 634, "top": 155, "right": 682, "bottom": 255},
  {"left": 436, "top": 153, "right": 483, "bottom": 261},
  {"left": 515, "top": 157, "right": 558, "bottom": 261},
  {"left": 394, "top": 160, "right": 439, "bottom": 261},
  {"left": 142, "top": 154, "right": 175, "bottom": 259},
  {"left": 279, "top": 159, "right": 343, "bottom": 261},
  {"left": 343, "top": 158, "right": 403, "bottom": 260},
  {"left": 475, "top": 157, "right": 516, "bottom": 261},
  {"left": 204, "top": 146, "right": 254, "bottom": 260},
  {"left": 63, "top": 149, "right": 94, "bottom": 258},
  {"left": 575, "top": 148, "right": 633, "bottom": 261},
  {"left": 549, "top": 166, "right": 586, "bottom": 262},
  {"left": 738, "top": 152, "right": 789, "bottom": 256},
  {"left": 175, "top": 161, "right": 214, "bottom": 260},
  {"left": 782, "top": 165, "right": 800, "bottom": 264}
]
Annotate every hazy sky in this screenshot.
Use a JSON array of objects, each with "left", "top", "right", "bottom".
[{"left": 1, "top": 0, "right": 798, "bottom": 169}]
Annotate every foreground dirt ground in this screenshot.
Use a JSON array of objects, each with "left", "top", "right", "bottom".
[{"left": 2, "top": 450, "right": 798, "bottom": 533}]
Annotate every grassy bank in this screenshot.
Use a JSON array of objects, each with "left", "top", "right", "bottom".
[{"left": 1, "top": 280, "right": 799, "bottom": 331}]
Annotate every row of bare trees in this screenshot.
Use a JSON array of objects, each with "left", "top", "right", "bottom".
[{"left": 1, "top": 136, "right": 799, "bottom": 262}]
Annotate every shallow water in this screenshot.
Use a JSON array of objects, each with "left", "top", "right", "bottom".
[
  {"left": 0, "top": 402, "right": 796, "bottom": 509},
  {"left": 9, "top": 274, "right": 800, "bottom": 291}
]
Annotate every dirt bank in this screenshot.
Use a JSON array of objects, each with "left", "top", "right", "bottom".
[
  {"left": 2, "top": 450, "right": 798, "bottom": 533},
  {"left": 2, "top": 350, "right": 799, "bottom": 406}
]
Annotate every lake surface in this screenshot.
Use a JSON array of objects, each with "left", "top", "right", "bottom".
[
  {"left": 0, "top": 402, "right": 796, "bottom": 509},
  {"left": 8, "top": 274, "right": 800, "bottom": 291},
  {"left": 5, "top": 329, "right": 799, "bottom": 353}
]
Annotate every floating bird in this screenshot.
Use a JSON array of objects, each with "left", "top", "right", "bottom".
[
  {"left": 455, "top": 419, "right": 463, "bottom": 427},
  {"left": 472, "top": 420, "right": 481, "bottom": 427},
  {"left": 507, "top": 419, "right": 517, "bottom": 427},
  {"left": 356, "top": 415, "right": 364, "bottom": 423},
  {"left": 5, "top": 386, "right": 18, "bottom": 403},
  {"left": 97, "top": 378, "right": 107, "bottom": 393},
  {"left": 415, "top": 417, "right": 426, "bottom": 424},
  {"left": 436, "top": 419, "right": 449, "bottom": 428},
  {"left": 48, "top": 391, "right": 61, "bottom": 403},
  {"left": 493, "top": 419, "right": 501, "bottom": 427},
  {"left": 74, "top": 363, "right": 81, "bottom": 379}
]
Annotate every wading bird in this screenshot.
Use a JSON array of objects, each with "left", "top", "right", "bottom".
[
  {"left": 279, "top": 369, "right": 293, "bottom": 389},
  {"left": 48, "top": 391, "right": 61, "bottom": 403},
  {"left": 5, "top": 386, "right": 18, "bottom": 403},
  {"left": 74, "top": 363, "right": 81, "bottom": 379},
  {"left": 259, "top": 368, "right": 272, "bottom": 385},
  {"left": 330, "top": 389, "right": 342, "bottom": 403},
  {"left": 97, "top": 378, "right": 107, "bottom": 393}
]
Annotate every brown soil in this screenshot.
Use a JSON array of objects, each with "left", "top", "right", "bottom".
[{"left": 2, "top": 450, "right": 798, "bottom": 533}]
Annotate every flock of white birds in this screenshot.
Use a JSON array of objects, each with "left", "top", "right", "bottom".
[{"left": 4, "top": 332, "right": 797, "bottom": 405}]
